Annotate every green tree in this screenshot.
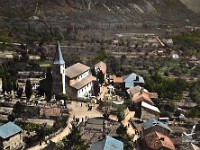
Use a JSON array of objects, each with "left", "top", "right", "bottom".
[
  {"left": 62, "top": 123, "right": 89, "bottom": 150},
  {"left": 17, "top": 87, "right": 23, "bottom": 98},
  {"left": 97, "top": 70, "right": 104, "bottom": 86},
  {"left": 13, "top": 101, "right": 24, "bottom": 118},
  {"left": 25, "top": 79, "right": 32, "bottom": 100}
]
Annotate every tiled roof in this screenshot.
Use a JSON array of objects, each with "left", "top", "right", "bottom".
[
  {"left": 132, "top": 91, "right": 154, "bottom": 105},
  {"left": 95, "top": 61, "right": 107, "bottom": 74},
  {"left": 141, "top": 101, "right": 160, "bottom": 113},
  {"left": 127, "top": 86, "right": 144, "bottom": 96},
  {"left": 113, "top": 77, "right": 123, "bottom": 83},
  {"left": 191, "top": 143, "right": 200, "bottom": 150},
  {"left": 0, "top": 122, "right": 22, "bottom": 139},
  {"left": 71, "top": 74, "right": 96, "bottom": 89},
  {"left": 142, "top": 119, "right": 171, "bottom": 131},
  {"left": 123, "top": 73, "right": 144, "bottom": 88},
  {"left": 145, "top": 131, "right": 175, "bottom": 150},
  {"left": 90, "top": 136, "right": 124, "bottom": 150},
  {"left": 65, "top": 63, "right": 90, "bottom": 78},
  {"left": 40, "top": 107, "right": 61, "bottom": 116},
  {"left": 53, "top": 41, "right": 65, "bottom": 65}
]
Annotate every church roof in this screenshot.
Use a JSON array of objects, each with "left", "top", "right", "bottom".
[
  {"left": 53, "top": 41, "right": 65, "bottom": 65},
  {"left": 71, "top": 74, "right": 96, "bottom": 89},
  {"left": 65, "top": 63, "right": 90, "bottom": 78}
]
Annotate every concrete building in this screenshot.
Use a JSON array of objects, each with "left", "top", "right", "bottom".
[{"left": 0, "top": 122, "right": 23, "bottom": 150}]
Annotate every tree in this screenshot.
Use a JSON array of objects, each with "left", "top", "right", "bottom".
[
  {"left": 8, "top": 114, "right": 15, "bottom": 122},
  {"left": 97, "top": 70, "right": 104, "bottom": 86},
  {"left": 25, "top": 79, "right": 32, "bottom": 100},
  {"left": 13, "top": 101, "right": 24, "bottom": 118},
  {"left": 17, "top": 87, "right": 23, "bottom": 98},
  {"left": 62, "top": 123, "right": 89, "bottom": 150}
]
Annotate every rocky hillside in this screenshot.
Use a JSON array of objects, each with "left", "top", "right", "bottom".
[
  {"left": 0, "top": 0, "right": 198, "bottom": 24},
  {"left": 180, "top": 0, "right": 200, "bottom": 13}
]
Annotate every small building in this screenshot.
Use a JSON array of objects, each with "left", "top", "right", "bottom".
[
  {"left": 95, "top": 61, "right": 107, "bottom": 78},
  {"left": 144, "top": 131, "right": 175, "bottom": 150},
  {"left": 122, "top": 73, "right": 144, "bottom": 89},
  {"left": 0, "top": 122, "right": 24, "bottom": 150},
  {"left": 90, "top": 136, "right": 124, "bottom": 150},
  {"left": 142, "top": 119, "right": 171, "bottom": 138},
  {"left": 141, "top": 101, "right": 160, "bottom": 121}
]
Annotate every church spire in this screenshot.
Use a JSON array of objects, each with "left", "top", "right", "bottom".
[{"left": 53, "top": 41, "right": 65, "bottom": 65}]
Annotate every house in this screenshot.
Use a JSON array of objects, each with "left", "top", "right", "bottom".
[
  {"left": 65, "top": 63, "right": 96, "bottom": 99},
  {"left": 0, "top": 122, "right": 24, "bottom": 150},
  {"left": 122, "top": 73, "right": 144, "bottom": 89},
  {"left": 144, "top": 131, "right": 175, "bottom": 150},
  {"left": 95, "top": 61, "right": 107, "bottom": 78},
  {"left": 127, "top": 86, "right": 148, "bottom": 98},
  {"left": 141, "top": 101, "right": 160, "bottom": 121},
  {"left": 131, "top": 89, "right": 154, "bottom": 118},
  {"left": 132, "top": 91, "right": 154, "bottom": 105},
  {"left": 142, "top": 119, "right": 171, "bottom": 138},
  {"left": 90, "top": 136, "right": 124, "bottom": 150}
]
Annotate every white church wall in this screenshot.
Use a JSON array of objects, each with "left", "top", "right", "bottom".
[
  {"left": 77, "top": 82, "right": 93, "bottom": 98},
  {"left": 76, "top": 70, "right": 90, "bottom": 82}
]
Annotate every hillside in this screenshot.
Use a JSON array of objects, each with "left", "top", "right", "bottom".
[
  {"left": 180, "top": 0, "right": 200, "bottom": 13},
  {"left": 0, "top": 0, "right": 198, "bottom": 24},
  {"left": 0, "top": 0, "right": 199, "bottom": 43}
]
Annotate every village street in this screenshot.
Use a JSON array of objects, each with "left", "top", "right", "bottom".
[{"left": 28, "top": 101, "right": 102, "bottom": 150}]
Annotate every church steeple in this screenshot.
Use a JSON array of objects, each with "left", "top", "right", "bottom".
[
  {"left": 52, "top": 41, "right": 66, "bottom": 94},
  {"left": 53, "top": 41, "right": 65, "bottom": 65}
]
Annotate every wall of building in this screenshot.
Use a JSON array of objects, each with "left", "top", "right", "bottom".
[
  {"left": 0, "top": 133, "right": 23, "bottom": 150},
  {"left": 77, "top": 82, "right": 93, "bottom": 98},
  {"left": 76, "top": 70, "right": 90, "bottom": 82},
  {"left": 141, "top": 108, "right": 159, "bottom": 121}
]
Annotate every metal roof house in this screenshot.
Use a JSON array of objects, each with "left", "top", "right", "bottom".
[
  {"left": 90, "top": 136, "right": 124, "bottom": 150},
  {"left": 142, "top": 119, "right": 171, "bottom": 138},
  {"left": 0, "top": 122, "right": 24, "bottom": 150},
  {"left": 123, "top": 73, "right": 144, "bottom": 89}
]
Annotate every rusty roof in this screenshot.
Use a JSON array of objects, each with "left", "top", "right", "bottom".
[
  {"left": 145, "top": 131, "right": 175, "bottom": 150},
  {"left": 132, "top": 91, "right": 154, "bottom": 105}
]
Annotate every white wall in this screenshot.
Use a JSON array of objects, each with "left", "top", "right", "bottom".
[
  {"left": 76, "top": 70, "right": 90, "bottom": 82},
  {"left": 77, "top": 82, "right": 93, "bottom": 98}
]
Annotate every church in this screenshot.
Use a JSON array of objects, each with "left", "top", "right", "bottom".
[{"left": 52, "top": 41, "right": 96, "bottom": 99}]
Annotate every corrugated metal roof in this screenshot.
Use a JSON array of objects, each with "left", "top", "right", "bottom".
[
  {"left": 142, "top": 101, "right": 160, "bottom": 113},
  {"left": 65, "top": 63, "right": 90, "bottom": 78},
  {"left": 142, "top": 119, "right": 171, "bottom": 131},
  {"left": 123, "top": 73, "right": 144, "bottom": 88},
  {"left": 53, "top": 41, "right": 65, "bottom": 65},
  {"left": 0, "top": 122, "right": 22, "bottom": 139},
  {"left": 90, "top": 136, "right": 124, "bottom": 150}
]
